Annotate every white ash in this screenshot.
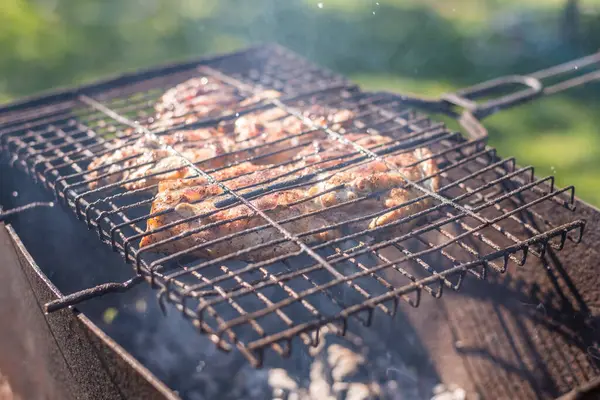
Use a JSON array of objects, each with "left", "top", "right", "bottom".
[{"left": 431, "top": 384, "right": 467, "bottom": 400}]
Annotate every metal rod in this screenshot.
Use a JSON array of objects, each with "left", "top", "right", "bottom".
[
  {"left": 0, "top": 202, "right": 55, "bottom": 222},
  {"left": 44, "top": 276, "right": 143, "bottom": 313}
]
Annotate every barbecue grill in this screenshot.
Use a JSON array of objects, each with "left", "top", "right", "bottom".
[{"left": 1, "top": 45, "right": 599, "bottom": 399}]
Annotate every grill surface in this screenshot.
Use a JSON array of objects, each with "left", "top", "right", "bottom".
[{"left": 0, "top": 45, "right": 585, "bottom": 366}]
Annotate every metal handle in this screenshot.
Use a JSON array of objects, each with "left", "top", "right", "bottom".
[
  {"left": 443, "top": 51, "right": 600, "bottom": 119},
  {"left": 441, "top": 75, "right": 543, "bottom": 119},
  {"left": 383, "top": 51, "right": 600, "bottom": 140}
]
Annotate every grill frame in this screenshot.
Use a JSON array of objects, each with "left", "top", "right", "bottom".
[{"left": 0, "top": 45, "right": 588, "bottom": 367}]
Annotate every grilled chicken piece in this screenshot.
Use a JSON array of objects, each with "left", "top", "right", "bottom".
[
  {"left": 87, "top": 71, "right": 354, "bottom": 191},
  {"left": 139, "top": 146, "right": 438, "bottom": 262},
  {"left": 87, "top": 105, "right": 355, "bottom": 190},
  {"left": 233, "top": 105, "right": 353, "bottom": 141},
  {"left": 230, "top": 105, "right": 354, "bottom": 164},
  {"left": 86, "top": 129, "right": 236, "bottom": 190},
  {"left": 118, "top": 82, "right": 280, "bottom": 136},
  {"left": 150, "top": 76, "right": 280, "bottom": 130},
  {"left": 155, "top": 133, "right": 393, "bottom": 193},
  {"left": 142, "top": 107, "right": 356, "bottom": 192}
]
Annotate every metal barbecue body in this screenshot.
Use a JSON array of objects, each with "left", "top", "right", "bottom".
[
  {"left": 1, "top": 45, "right": 599, "bottom": 399},
  {"left": 0, "top": 216, "right": 174, "bottom": 400}
]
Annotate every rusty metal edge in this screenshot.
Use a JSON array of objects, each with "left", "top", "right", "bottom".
[{"left": 3, "top": 222, "right": 181, "bottom": 400}]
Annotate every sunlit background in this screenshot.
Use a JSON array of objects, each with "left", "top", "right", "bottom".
[{"left": 1, "top": 0, "right": 599, "bottom": 204}]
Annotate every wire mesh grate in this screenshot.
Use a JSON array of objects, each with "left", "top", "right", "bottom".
[{"left": 0, "top": 45, "right": 585, "bottom": 366}]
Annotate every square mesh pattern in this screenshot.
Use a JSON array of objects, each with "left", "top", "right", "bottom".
[{"left": 0, "top": 45, "right": 584, "bottom": 366}]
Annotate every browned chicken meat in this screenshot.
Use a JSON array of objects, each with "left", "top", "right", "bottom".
[
  {"left": 150, "top": 77, "right": 280, "bottom": 131},
  {"left": 88, "top": 77, "right": 439, "bottom": 264},
  {"left": 87, "top": 105, "right": 354, "bottom": 191},
  {"left": 139, "top": 144, "right": 439, "bottom": 262},
  {"left": 155, "top": 133, "right": 394, "bottom": 193},
  {"left": 87, "top": 69, "right": 358, "bottom": 191},
  {"left": 229, "top": 105, "right": 353, "bottom": 164},
  {"left": 86, "top": 129, "right": 236, "bottom": 190}
]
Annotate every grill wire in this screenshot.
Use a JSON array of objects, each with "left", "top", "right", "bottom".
[{"left": 0, "top": 45, "right": 586, "bottom": 367}]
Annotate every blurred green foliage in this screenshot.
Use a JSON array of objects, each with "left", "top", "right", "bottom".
[{"left": 1, "top": 0, "right": 599, "bottom": 204}]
